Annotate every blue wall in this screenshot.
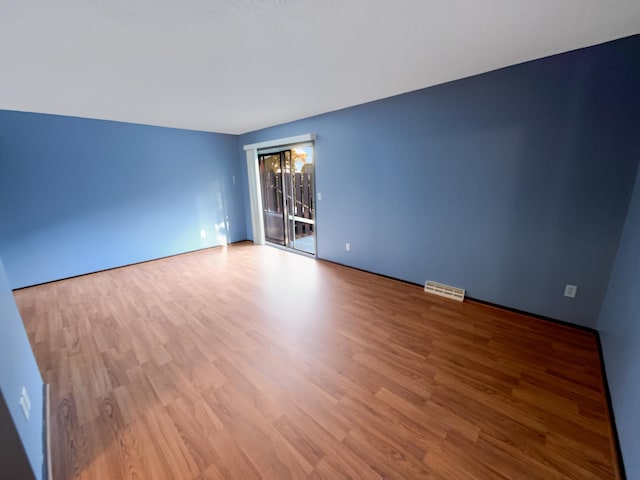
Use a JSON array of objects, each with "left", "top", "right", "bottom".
[
  {"left": 240, "top": 36, "right": 640, "bottom": 328},
  {"left": 0, "top": 112, "right": 246, "bottom": 288},
  {"left": 598, "top": 165, "right": 640, "bottom": 478},
  {"left": 0, "top": 257, "right": 43, "bottom": 479}
]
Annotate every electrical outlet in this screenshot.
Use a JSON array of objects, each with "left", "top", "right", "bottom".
[
  {"left": 200, "top": 229, "right": 207, "bottom": 238},
  {"left": 345, "top": 242, "right": 351, "bottom": 252},
  {"left": 564, "top": 284, "right": 577, "bottom": 298},
  {"left": 317, "top": 192, "right": 322, "bottom": 201}
]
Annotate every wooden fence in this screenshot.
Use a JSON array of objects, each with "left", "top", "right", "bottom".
[{"left": 262, "top": 171, "right": 314, "bottom": 238}]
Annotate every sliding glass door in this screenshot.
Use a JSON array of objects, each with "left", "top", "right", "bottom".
[{"left": 258, "top": 145, "right": 315, "bottom": 255}]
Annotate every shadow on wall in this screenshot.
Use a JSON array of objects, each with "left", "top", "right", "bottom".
[
  {"left": 479, "top": 49, "right": 639, "bottom": 325},
  {"left": 597, "top": 163, "right": 640, "bottom": 478}
]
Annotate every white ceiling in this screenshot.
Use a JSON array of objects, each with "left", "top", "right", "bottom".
[{"left": 1, "top": 1, "right": 639, "bottom": 135}]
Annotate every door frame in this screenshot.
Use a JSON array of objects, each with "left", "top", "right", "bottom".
[{"left": 243, "top": 134, "right": 316, "bottom": 249}]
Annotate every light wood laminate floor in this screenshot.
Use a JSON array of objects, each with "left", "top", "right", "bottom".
[{"left": 15, "top": 242, "right": 621, "bottom": 479}]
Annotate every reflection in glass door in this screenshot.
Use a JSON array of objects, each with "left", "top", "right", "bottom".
[
  {"left": 258, "top": 152, "right": 287, "bottom": 246},
  {"left": 258, "top": 145, "right": 315, "bottom": 255}
]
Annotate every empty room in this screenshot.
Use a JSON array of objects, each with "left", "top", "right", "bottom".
[{"left": 2, "top": 2, "right": 640, "bottom": 479}]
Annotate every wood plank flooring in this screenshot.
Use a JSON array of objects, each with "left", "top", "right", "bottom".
[{"left": 15, "top": 242, "right": 621, "bottom": 479}]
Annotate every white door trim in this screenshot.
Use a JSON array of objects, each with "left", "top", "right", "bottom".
[
  {"left": 245, "top": 148, "right": 264, "bottom": 244},
  {"left": 243, "top": 133, "right": 316, "bottom": 152},
  {"left": 243, "top": 134, "right": 316, "bottom": 245}
]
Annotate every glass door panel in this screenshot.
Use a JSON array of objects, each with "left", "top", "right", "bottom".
[
  {"left": 288, "top": 146, "right": 315, "bottom": 254},
  {"left": 258, "top": 153, "right": 285, "bottom": 245}
]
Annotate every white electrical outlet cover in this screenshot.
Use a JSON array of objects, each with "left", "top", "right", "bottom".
[{"left": 564, "top": 284, "right": 578, "bottom": 298}]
